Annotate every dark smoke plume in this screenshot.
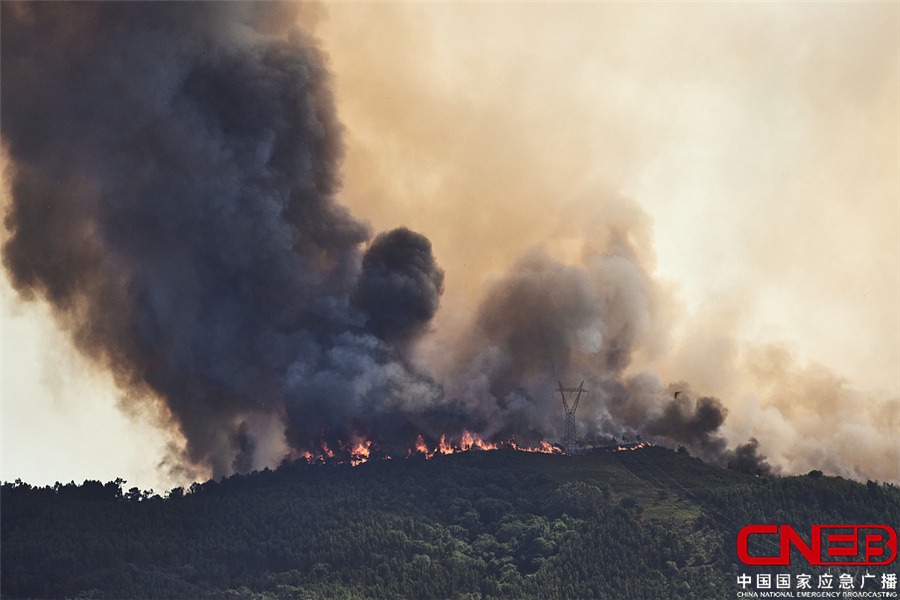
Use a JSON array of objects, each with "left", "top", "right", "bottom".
[
  {"left": 725, "top": 439, "right": 773, "bottom": 477},
  {"left": 1, "top": 2, "right": 449, "bottom": 476},
  {"left": 443, "top": 240, "right": 774, "bottom": 474},
  {"left": 2, "top": 1, "right": 770, "bottom": 479},
  {"left": 357, "top": 227, "right": 445, "bottom": 346},
  {"left": 645, "top": 394, "right": 727, "bottom": 452}
]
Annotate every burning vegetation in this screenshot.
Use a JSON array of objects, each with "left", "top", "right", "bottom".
[
  {"left": 301, "top": 431, "right": 564, "bottom": 467},
  {"left": 2, "top": 1, "right": 773, "bottom": 482}
]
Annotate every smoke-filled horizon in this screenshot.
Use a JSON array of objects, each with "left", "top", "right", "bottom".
[
  {"left": 313, "top": 2, "right": 899, "bottom": 485},
  {"left": 2, "top": 2, "right": 897, "bottom": 487}
]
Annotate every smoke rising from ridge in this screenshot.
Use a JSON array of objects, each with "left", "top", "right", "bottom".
[
  {"left": 314, "top": 3, "right": 897, "bottom": 483},
  {"left": 3, "top": 2, "right": 895, "bottom": 483},
  {"left": 2, "top": 2, "right": 451, "bottom": 477}
]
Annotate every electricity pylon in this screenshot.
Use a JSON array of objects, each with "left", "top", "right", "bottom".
[{"left": 557, "top": 381, "right": 587, "bottom": 455}]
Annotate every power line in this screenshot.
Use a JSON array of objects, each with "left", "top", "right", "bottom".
[{"left": 557, "top": 381, "right": 587, "bottom": 455}]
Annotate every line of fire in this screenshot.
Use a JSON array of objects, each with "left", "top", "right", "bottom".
[{"left": 296, "top": 380, "right": 652, "bottom": 467}]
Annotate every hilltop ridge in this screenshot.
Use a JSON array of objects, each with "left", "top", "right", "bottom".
[{"left": 2, "top": 446, "right": 898, "bottom": 599}]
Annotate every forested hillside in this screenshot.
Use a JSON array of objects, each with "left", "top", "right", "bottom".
[{"left": 2, "top": 446, "right": 898, "bottom": 600}]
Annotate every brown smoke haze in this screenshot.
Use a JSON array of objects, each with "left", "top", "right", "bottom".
[
  {"left": 1, "top": 2, "right": 897, "bottom": 487},
  {"left": 315, "top": 2, "right": 899, "bottom": 482}
]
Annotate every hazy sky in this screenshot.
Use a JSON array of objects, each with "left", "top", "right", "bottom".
[{"left": 2, "top": 1, "right": 898, "bottom": 491}]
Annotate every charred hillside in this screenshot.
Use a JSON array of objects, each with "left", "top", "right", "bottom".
[{"left": 2, "top": 446, "right": 898, "bottom": 600}]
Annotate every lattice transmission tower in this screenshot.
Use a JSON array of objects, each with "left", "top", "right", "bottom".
[{"left": 557, "top": 381, "right": 587, "bottom": 455}]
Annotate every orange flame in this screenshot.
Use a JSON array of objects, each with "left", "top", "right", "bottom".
[
  {"left": 414, "top": 435, "right": 434, "bottom": 459},
  {"left": 438, "top": 434, "right": 453, "bottom": 454},
  {"left": 300, "top": 429, "right": 565, "bottom": 467},
  {"left": 459, "top": 431, "right": 499, "bottom": 452},
  {"left": 321, "top": 440, "right": 335, "bottom": 459},
  {"left": 350, "top": 439, "right": 371, "bottom": 466},
  {"left": 612, "top": 442, "right": 651, "bottom": 452}
]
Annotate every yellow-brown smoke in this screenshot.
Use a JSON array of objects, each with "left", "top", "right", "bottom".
[{"left": 312, "top": 2, "right": 899, "bottom": 482}]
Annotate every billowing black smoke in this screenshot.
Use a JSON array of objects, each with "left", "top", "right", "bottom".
[
  {"left": 2, "top": 2, "right": 770, "bottom": 478},
  {"left": 444, "top": 243, "right": 774, "bottom": 475},
  {"left": 1, "top": 2, "right": 453, "bottom": 476},
  {"left": 357, "top": 227, "right": 444, "bottom": 346}
]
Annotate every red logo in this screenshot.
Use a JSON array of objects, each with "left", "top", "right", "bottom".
[{"left": 737, "top": 525, "right": 897, "bottom": 566}]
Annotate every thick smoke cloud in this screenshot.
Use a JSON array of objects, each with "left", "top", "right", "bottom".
[
  {"left": 3, "top": 1, "right": 775, "bottom": 480},
  {"left": 357, "top": 227, "right": 445, "bottom": 345},
  {"left": 443, "top": 233, "right": 772, "bottom": 474},
  {"left": 644, "top": 394, "right": 727, "bottom": 452},
  {"left": 1, "top": 2, "right": 448, "bottom": 477}
]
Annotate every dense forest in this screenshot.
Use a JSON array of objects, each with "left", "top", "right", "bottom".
[{"left": 2, "top": 446, "right": 898, "bottom": 600}]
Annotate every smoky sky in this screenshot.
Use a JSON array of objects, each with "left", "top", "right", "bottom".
[
  {"left": 1, "top": 2, "right": 453, "bottom": 477},
  {"left": 4, "top": 1, "right": 777, "bottom": 479}
]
